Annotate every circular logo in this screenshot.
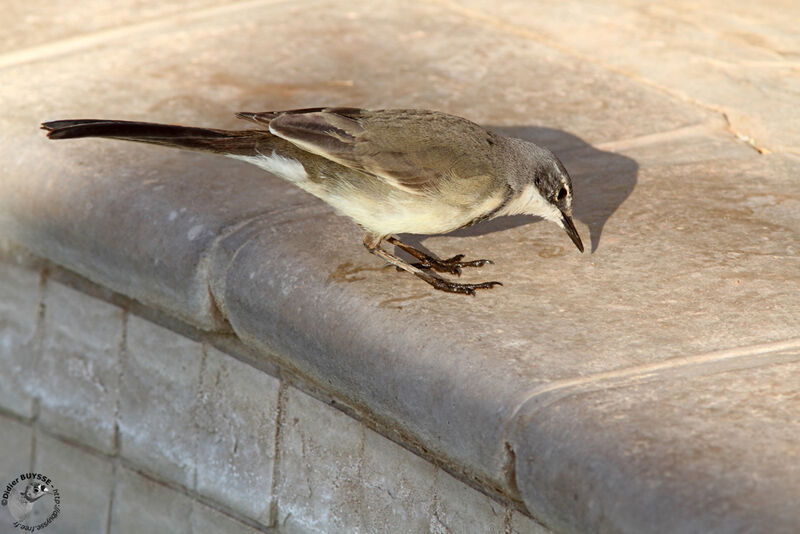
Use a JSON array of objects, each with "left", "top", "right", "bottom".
[{"left": 2, "top": 473, "right": 60, "bottom": 530}]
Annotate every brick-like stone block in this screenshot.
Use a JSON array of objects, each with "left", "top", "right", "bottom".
[
  {"left": 0, "top": 415, "right": 33, "bottom": 481},
  {"left": 119, "top": 315, "right": 202, "bottom": 489},
  {"left": 37, "top": 281, "right": 123, "bottom": 454},
  {"left": 191, "top": 501, "right": 264, "bottom": 534},
  {"left": 33, "top": 433, "right": 114, "bottom": 534},
  {"left": 360, "top": 429, "right": 435, "bottom": 533},
  {"left": 509, "top": 511, "right": 553, "bottom": 534},
  {"left": 194, "top": 345, "right": 279, "bottom": 524},
  {"left": 109, "top": 467, "right": 192, "bottom": 534},
  {"left": 431, "top": 469, "right": 505, "bottom": 534},
  {"left": 0, "top": 262, "right": 40, "bottom": 418},
  {"left": 275, "top": 388, "right": 364, "bottom": 534}
]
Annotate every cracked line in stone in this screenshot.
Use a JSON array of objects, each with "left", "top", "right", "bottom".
[
  {"left": 428, "top": 0, "right": 777, "bottom": 155},
  {"left": 0, "top": 0, "right": 319, "bottom": 70},
  {"left": 509, "top": 336, "right": 800, "bottom": 416}
]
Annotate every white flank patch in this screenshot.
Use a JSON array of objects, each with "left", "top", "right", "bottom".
[
  {"left": 228, "top": 150, "right": 308, "bottom": 183},
  {"left": 498, "top": 184, "right": 562, "bottom": 225}
]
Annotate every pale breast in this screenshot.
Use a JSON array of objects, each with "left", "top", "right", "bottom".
[
  {"left": 322, "top": 186, "right": 508, "bottom": 236},
  {"left": 229, "top": 151, "right": 509, "bottom": 237}
]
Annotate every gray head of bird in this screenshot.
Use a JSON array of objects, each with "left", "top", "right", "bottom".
[
  {"left": 499, "top": 137, "right": 584, "bottom": 253},
  {"left": 23, "top": 483, "right": 50, "bottom": 503}
]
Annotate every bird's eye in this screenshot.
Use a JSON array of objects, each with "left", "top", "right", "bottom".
[{"left": 557, "top": 187, "right": 567, "bottom": 200}]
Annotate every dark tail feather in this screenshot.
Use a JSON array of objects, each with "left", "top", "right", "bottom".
[{"left": 41, "top": 119, "right": 265, "bottom": 155}]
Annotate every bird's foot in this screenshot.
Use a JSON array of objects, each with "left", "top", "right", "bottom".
[
  {"left": 427, "top": 277, "right": 503, "bottom": 296},
  {"left": 368, "top": 235, "right": 503, "bottom": 296},
  {"left": 383, "top": 238, "right": 493, "bottom": 276},
  {"left": 411, "top": 254, "right": 493, "bottom": 276}
]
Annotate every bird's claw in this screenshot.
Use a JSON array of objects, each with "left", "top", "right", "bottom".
[
  {"left": 429, "top": 279, "right": 503, "bottom": 295},
  {"left": 411, "top": 254, "right": 494, "bottom": 276}
]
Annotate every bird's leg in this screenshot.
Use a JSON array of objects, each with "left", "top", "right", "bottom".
[
  {"left": 363, "top": 234, "right": 501, "bottom": 296},
  {"left": 384, "top": 236, "right": 493, "bottom": 276}
]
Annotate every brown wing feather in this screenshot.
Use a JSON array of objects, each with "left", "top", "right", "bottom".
[
  {"left": 235, "top": 107, "right": 364, "bottom": 126},
  {"left": 238, "top": 108, "right": 494, "bottom": 193}
]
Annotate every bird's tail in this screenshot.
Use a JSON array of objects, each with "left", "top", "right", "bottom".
[{"left": 41, "top": 119, "right": 265, "bottom": 156}]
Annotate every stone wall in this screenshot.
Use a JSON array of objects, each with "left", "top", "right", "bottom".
[{"left": 0, "top": 256, "right": 547, "bottom": 533}]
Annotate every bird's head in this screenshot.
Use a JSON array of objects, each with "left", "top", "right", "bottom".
[
  {"left": 23, "top": 483, "right": 50, "bottom": 503},
  {"left": 500, "top": 138, "right": 584, "bottom": 253}
]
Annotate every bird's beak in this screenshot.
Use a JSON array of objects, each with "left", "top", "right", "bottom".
[{"left": 560, "top": 212, "right": 584, "bottom": 253}]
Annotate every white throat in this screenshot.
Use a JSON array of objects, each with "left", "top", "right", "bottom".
[{"left": 497, "top": 184, "right": 562, "bottom": 225}]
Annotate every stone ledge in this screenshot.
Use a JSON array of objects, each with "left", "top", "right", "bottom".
[
  {"left": 509, "top": 345, "right": 800, "bottom": 533},
  {"left": 2, "top": 1, "right": 799, "bottom": 532}
]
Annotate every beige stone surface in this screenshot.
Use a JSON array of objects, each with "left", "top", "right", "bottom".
[
  {"left": 0, "top": 0, "right": 224, "bottom": 54},
  {"left": 454, "top": 0, "right": 800, "bottom": 155}
]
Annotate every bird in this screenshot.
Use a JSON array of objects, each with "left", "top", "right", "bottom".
[
  {"left": 7, "top": 482, "right": 50, "bottom": 525},
  {"left": 41, "top": 107, "right": 583, "bottom": 295}
]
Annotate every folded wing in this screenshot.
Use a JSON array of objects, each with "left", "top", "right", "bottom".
[{"left": 236, "top": 107, "right": 495, "bottom": 194}]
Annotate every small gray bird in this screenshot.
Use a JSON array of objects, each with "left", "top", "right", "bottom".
[
  {"left": 42, "top": 108, "right": 583, "bottom": 294},
  {"left": 7, "top": 482, "right": 50, "bottom": 525}
]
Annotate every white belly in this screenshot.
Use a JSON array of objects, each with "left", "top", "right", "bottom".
[{"left": 229, "top": 152, "right": 506, "bottom": 236}]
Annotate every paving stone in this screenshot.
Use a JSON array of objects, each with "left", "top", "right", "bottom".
[
  {"left": 275, "top": 388, "right": 364, "bottom": 534},
  {"left": 3, "top": 0, "right": 712, "bottom": 141},
  {"left": 109, "top": 467, "right": 192, "bottom": 534},
  {"left": 118, "top": 315, "right": 202, "bottom": 489},
  {"left": 33, "top": 433, "right": 113, "bottom": 534},
  {"left": 0, "top": 262, "right": 40, "bottom": 419},
  {"left": 190, "top": 501, "right": 265, "bottom": 534},
  {"left": 510, "top": 354, "right": 800, "bottom": 533},
  {"left": 36, "top": 281, "right": 123, "bottom": 454},
  {"left": 431, "top": 469, "right": 505, "bottom": 534},
  {"left": 195, "top": 345, "right": 279, "bottom": 523},
  {"left": 455, "top": 0, "right": 800, "bottom": 155},
  {"left": 360, "top": 429, "right": 436, "bottom": 534},
  {"left": 1, "top": 0, "right": 225, "bottom": 55}
]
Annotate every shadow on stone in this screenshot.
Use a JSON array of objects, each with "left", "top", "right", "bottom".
[{"left": 401, "top": 126, "right": 638, "bottom": 255}]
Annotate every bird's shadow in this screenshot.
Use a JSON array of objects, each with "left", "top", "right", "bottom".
[{"left": 399, "top": 125, "right": 638, "bottom": 254}]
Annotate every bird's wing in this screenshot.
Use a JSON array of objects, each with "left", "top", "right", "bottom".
[{"left": 236, "top": 108, "right": 496, "bottom": 194}]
